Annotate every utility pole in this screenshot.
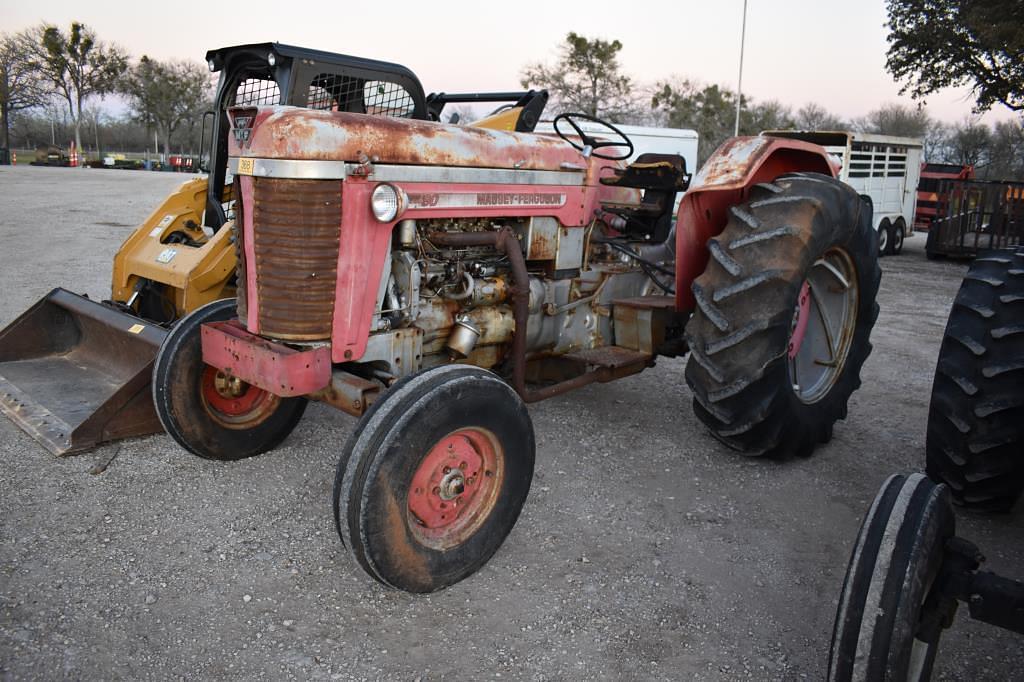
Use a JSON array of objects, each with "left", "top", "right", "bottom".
[{"left": 734, "top": 0, "right": 749, "bottom": 136}]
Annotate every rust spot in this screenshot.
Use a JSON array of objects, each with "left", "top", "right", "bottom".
[
  {"left": 244, "top": 107, "right": 584, "bottom": 171},
  {"left": 380, "top": 488, "right": 431, "bottom": 590}
]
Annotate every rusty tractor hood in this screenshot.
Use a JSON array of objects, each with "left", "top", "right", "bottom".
[{"left": 230, "top": 106, "right": 587, "bottom": 172}]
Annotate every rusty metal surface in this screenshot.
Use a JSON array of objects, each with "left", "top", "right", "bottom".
[
  {"left": 234, "top": 184, "right": 248, "bottom": 322},
  {"left": 611, "top": 295, "right": 676, "bottom": 310},
  {"left": 562, "top": 346, "right": 652, "bottom": 369},
  {"left": 675, "top": 136, "right": 837, "bottom": 312},
  {"left": 308, "top": 370, "right": 382, "bottom": 416},
  {"left": 200, "top": 320, "right": 331, "bottom": 397},
  {"left": 235, "top": 106, "right": 584, "bottom": 172},
  {"left": 252, "top": 178, "right": 341, "bottom": 340},
  {"left": 0, "top": 289, "right": 166, "bottom": 455}
]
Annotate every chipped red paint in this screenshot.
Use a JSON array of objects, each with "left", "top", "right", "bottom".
[
  {"left": 332, "top": 181, "right": 394, "bottom": 363},
  {"left": 674, "top": 136, "right": 836, "bottom": 311},
  {"left": 239, "top": 175, "right": 260, "bottom": 333},
  {"left": 230, "top": 106, "right": 583, "bottom": 171},
  {"left": 407, "top": 427, "right": 502, "bottom": 548},
  {"left": 789, "top": 281, "right": 812, "bottom": 359},
  {"left": 200, "top": 321, "right": 331, "bottom": 397}
]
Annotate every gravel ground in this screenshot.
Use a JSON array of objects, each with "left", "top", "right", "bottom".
[{"left": 0, "top": 165, "right": 1021, "bottom": 680}]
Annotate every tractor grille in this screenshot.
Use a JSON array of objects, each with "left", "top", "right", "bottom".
[{"left": 245, "top": 178, "right": 342, "bottom": 340}]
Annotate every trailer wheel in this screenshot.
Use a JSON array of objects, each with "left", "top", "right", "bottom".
[
  {"left": 152, "top": 299, "right": 307, "bottom": 460},
  {"left": 925, "top": 248, "right": 1024, "bottom": 511},
  {"left": 828, "top": 473, "right": 955, "bottom": 682},
  {"left": 878, "top": 219, "right": 890, "bottom": 257},
  {"left": 684, "top": 173, "right": 881, "bottom": 457},
  {"left": 333, "top": 365, "right": 535, "bottom": 592},
  {"left": 889, "top": 218, "right": 906, "bottom": 256}
]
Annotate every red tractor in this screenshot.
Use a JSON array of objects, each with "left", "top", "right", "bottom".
[{"left": 152, "top": 103, "right": 881, "bottom": 592}]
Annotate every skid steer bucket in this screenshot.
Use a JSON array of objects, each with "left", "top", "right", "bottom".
[{"left": 0, "top": 288, "right": 168, "bottom": 455}]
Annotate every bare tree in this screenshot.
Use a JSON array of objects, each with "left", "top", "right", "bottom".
[
  {"left": 122, "top": 56, "right": 212, "bottom": 157},
  {"left": 795, "top": 103, "right": 847, "bottom": 131},
  {"left": 0, "top": 29, "right": 49, "bottom": 160},
  {"left": 946, "top": 117, "right": 992, "bottom": 168},
  {"left": 985, "top": 118, "right": 1024, "bottom": 181},
  {"left": 35, "top": 22, "right": 128, "bottom": 159},
  {"left": 857, "top": 103, "right": 933, "bottom": 138}
]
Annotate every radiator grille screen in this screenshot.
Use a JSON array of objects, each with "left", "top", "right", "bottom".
[{"left": 249, "top": 178, "right": 342, "bottom": 340}]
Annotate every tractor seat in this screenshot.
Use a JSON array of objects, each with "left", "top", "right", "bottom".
[{"left": 600, "top": 153, "right": 691, "bottom": 192}]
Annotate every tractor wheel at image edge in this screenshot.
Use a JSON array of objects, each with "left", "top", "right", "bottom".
[
  {"left": 333, "top": 365, "right": 535, "bottom": 593},
  {"left": 684, "top": 173, "right": 881, "bottom": 458},
  {"left": 152, "top": 299, "right": 308, "bottom": 460},
  {"left": 828, "top": 473, "right": 955, "bottom": 682},
  {"left": 925, "top": 248, "right": 1024, "bottom": 511}
]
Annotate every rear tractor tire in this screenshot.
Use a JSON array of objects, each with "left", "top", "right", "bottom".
[
  {"left": 925, "top": 248, "right": 1024, "bottom": 511},
  {"left": 684, "top": 173, "right": 881, "bottom": 458},
  {"left": 333, "top": 365, "right": 535, "bottom": 592},
  {"left": 152, "top": 299, "right": 308, "bottom": 461}
]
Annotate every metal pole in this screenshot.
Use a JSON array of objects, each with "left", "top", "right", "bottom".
[{"left": 734, "top": 0, "right": 749, "bottom": 136}]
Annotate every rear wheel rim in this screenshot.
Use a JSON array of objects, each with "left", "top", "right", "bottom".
[
  {"left": 407, "top": 427, "right": 504, "bottom": 551},
  {"left": 879, "top": 226, "right": 888, "bottom": 252},
  {"left": 787, "top": 247, "right": 859, "bottom": 404},
  {"left": 200, "top": 365, "right": 280, "bottom": 428}
]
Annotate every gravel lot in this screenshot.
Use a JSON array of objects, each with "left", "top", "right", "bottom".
[{"left": 0, "top": 165, "right": 1021, "bottom": 680}]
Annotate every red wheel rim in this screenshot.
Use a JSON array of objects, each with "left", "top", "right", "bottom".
[
  {"left": 407, "top": 427, "right": 504, "bottom": 550},
  {"left": 199, "top": 366, "right": 279, "bottom": 428},
  {"left": 788, "top": 280, "right": 812, "bottom": 359}
]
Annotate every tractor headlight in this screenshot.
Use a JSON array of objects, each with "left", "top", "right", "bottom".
[
  {"left": 371, "top": 184, "right": 406, "bottom": 222},
  {"left": 267, "top": 52, "right": 276, "bottom": 67}
]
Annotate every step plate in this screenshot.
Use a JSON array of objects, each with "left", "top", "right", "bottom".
[{"left": 562, "top": 346, "right": 651, "bottom": 369}]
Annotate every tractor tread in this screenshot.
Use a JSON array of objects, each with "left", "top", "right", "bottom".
[
  {"left": 692, "top": 282, "right": 730, "bottom": 332},
  {"left": 992, "top": 324, "right": 1024, "bottom": 339},
  {"left": 708, "top": 239, "right": 742, "bottom": 276},
  {"left": 729, "top": 205, "right": 762, "bottom": 230},
  {"left": 948, "top": 331, "right": 986, "bottom": 356},
  {"left": 712, "top": 270, "right": 783, "bottom": 303},
  {"left": 937, "top": 362, "right": 978, "bottom": 396},
  {"left": 926, "top": 249, "right": 1024, "bottom": 511},
  {"left": 729, "top": 227, "right": 795, "bottom": 250},
  {"left": 954, "top": 300, "right": 994, "bottom": 319}
]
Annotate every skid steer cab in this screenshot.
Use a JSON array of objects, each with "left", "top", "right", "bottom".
[
  {"left": 0, "top": 41, "right": 550, "bottom": 456},
  {"left": 151, "top": 101, "right": 882, "bottom": 593}
]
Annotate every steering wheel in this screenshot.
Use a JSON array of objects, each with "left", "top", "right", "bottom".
[{"left": 552, "top": 112, "right": 634, "bottom": 161}]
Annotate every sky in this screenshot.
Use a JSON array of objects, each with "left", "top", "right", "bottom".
[{"left": 2, "top": 0, "right": 1018, "bottom": 128}]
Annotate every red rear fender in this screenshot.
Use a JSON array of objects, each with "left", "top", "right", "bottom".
[{"left": 674, "top": 136, "right": 838, "bottom": 311}]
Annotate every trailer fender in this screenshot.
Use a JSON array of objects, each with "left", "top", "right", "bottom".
[{"left": 675, "top": 136, "right": 837, "bottom": 311}]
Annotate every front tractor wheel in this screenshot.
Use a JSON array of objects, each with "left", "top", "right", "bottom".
[
  {"left": 333, "top": 365, "right": 535, "bottom": 593},
  {"left": 152, "top": 299, "right": 308, "bottom": 460},
  {"left": 685, "top": 173, "right": 881, "bottom": 458}
]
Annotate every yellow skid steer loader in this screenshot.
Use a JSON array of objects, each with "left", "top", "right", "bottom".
[{"left": 0, "top": 41, "right": 547, "bottom": 455}]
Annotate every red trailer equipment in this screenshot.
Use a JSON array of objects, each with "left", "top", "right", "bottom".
[{"left": 915, "top": 162, "right": 974, "bottom": 231}]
